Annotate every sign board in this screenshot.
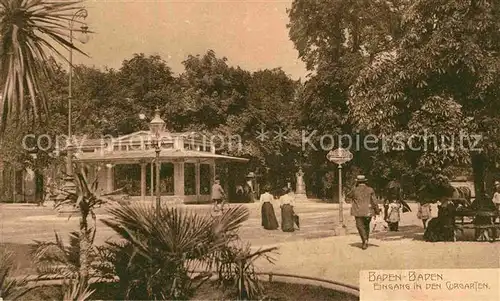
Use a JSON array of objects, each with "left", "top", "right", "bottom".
[
  {"left": 327, "top": 148, "right": 353, "bottom": 165},
  {"left": 360, "top": 268, "right": 500, "bottom": 301}
]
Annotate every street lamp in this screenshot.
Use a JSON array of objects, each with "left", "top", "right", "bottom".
[
  {"left": 150, "top": 107, "right": 165, "bottom": 216},
  {"left": 327, "top": 147, "right": 353, "bottom": 235},
  {"left": 64, "top": 8, "right": 89, "bottom": 190}
]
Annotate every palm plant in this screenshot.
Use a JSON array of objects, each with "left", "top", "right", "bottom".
[
  {"left": 215, "top": 242, "right": 278, "bottom": 300},
  {"left": 32, "top": 231, "right": 82, "bottom": 280},
  {"left": 31, "top": 231, "right": 104, "bottom": 282},
  {"left": 0, "top": 250, "right": 32, "bottom": 300},
  {"left": 62, "top": 279, "right": 95, "bottom": 301},
  {"left": 0, "top": 0, "right": 87, "bottom": 130},
  {"left": 98, "top": 204, "right": 250, "bottom": 300},
  {"left": 47, "top": 166, "right": 122, "bottom": 293}
]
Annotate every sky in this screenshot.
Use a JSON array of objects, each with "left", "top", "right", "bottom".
[{"left": 73, "top": 0, "right": 307, "bottom": 79}]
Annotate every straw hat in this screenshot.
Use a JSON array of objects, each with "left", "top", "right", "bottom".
[{"left": 356, "top": 175, "right": 368, "bottom": 183}]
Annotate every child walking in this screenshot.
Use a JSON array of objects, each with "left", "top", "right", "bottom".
[
  {"left": 386, "top": 199, "right": 402, "bottom": 231},
  {"left": 417, "top": 201, "right": 432, "bottom": 229}
]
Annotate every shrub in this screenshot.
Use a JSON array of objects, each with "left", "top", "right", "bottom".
[
  {"left": 98, "top": 204, "right": 250, "bottom": 300},
  {"left": 215, "top": 242, "right": 278, "bottom": 300}
]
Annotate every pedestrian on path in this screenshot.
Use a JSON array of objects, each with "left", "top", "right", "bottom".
[
  {"left": 211, "top": 177, "right": 226, "bottom": 212},
  {"left": 417, "top": 200, "right": 432, "bottom": 229},
  {"left": 280, "top": 187, "right": 299, "bottom": 232},
  {"left": 387, "top": 199, "right": 402, "bottom": 231},
  {"left": 260, "top": 185, "right": 279, "bottom": 230},
  {"left": 346, "top": 175, "right": 379, "bottom": 250},
  {"left": 491, "top": 181, "right": 500, "bottom": 238}
]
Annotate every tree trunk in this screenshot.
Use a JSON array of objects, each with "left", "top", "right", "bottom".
[
  {"left": 79, "top": 214, "right": 90, "bottom": 289},
  {"left": 35, "top": 171, "right": 44, "bottom": 205},
  {"left": 471, "top": 152, "right": 487, "bottom": 206}
]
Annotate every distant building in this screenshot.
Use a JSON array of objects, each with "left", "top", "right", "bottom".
[
  {"left": 0, "top": 109, "right": 248, "bottom": 204},
  {"left": 73, "top": 109, "right": 248, "bottom": 203}
]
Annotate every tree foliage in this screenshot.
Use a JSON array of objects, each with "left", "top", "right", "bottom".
[
  {"left": 349, "top": 0, "right": 500, "bottom": 198},
  {"left": 287, "top": 0, "right": 410, "bottom": 197}
]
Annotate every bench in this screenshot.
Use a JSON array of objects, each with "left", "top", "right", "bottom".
[{"left": 446, "top": 214, "right": 500, "bottom": 242}]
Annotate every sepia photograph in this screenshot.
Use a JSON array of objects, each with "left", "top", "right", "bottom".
[{"left": 0, "top": 0, "right": 499, "bottom": 300}]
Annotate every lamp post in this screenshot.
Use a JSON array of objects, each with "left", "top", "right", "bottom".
[
  {"left": 327, "top": 147, "right": 353, "bottom": 235},
  {"left": 64, "top": 8, "right": 89, "bottom": 189},
  {"left": 149, "top": 108, "right": 165, "bottom": 216}
]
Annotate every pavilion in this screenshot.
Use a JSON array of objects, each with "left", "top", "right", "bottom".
[{"left": 73, "top": 109, "right": 249, "bottom": 203}]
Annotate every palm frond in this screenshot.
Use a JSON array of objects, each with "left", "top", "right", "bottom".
[
  {"left": 0, "top": 250, "right": 32, "bottom": 300},
  {"left": 97, "top": 203, "right": 251, "bottom": 300},
  {"left": 62, "top": 279, "right": 95, "bottom": 301},
  {"left": 31, "top": 231, "right": 101, "bottom": 282},
  {"left": 214, "top": 242, "right": 278, "bottom": 300},
  {"left": 0, "top": 0, "right": 88, "bottom": 131}
]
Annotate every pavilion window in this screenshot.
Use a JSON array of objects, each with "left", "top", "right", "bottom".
[
  {"left": 184, "top": 163, "right": 195, "bottom": 195},
  {"left": 114, "top": 164, "right": 141, "bottom": 196},
  {"left": 160, "top": 163, "right": 174, "bottom": 195},
  {"left": 200, "top": 164, "right": 211, "bottom": 195}
]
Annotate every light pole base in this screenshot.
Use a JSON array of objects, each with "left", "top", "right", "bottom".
[
  {"left": 334, "top": 224, "right": 347, "bottom": 236},
  {"left": 61, "top": 175, "right": 77, "bottom": 192}
]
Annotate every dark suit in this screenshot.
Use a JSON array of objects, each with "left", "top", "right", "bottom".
[{"left": 347, "top": 184, "right": 378, "bottom": 244}]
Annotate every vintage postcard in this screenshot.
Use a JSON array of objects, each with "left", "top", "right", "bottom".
[{"left": 1, "top": 0, "right": 499, "bottom": 300}]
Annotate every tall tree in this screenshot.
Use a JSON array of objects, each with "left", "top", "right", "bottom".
[
  {"left": 177, "top": 50, "right": 250, "bottom": 131},
  {"left": 216, "top": 68, "right": 302, "bottom": 188},
  {"left": 349, "top": 0, "right": 500, "bottom": 201},
  {"left": 288, "top": 0, "right": 409, "bottom": 197},
  {"left": 116, "top": 53, "right": 179, "bottom": 133}
]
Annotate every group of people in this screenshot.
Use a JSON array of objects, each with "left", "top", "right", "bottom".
[
  {"left": 211, "top": 177, "right": 300, "bottom": 232},
  {"left": 424, "top": 181, "right": 500, "bottom": 242},
  {"left": 212, "top": 173, "right": 500, "bottom": 247},
  {"left": 260, "top": 186, "right": 300, "bottom": 232},
  {"left": 346, "top": 175, "right": 418, "bottom": 249}
]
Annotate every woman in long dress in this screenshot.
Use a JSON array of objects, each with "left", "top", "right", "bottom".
[
  {"left": 280, "top": 188, "right": 298, "bottom": 232},
  {"left": 260, "top": 186, "right": 279, "bottom": 230},
  {"left": 424, "top": 198, "right": 456, "bottom": 242}
]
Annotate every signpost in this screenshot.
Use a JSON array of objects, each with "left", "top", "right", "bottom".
[{"left": 327, "top": 148, "right": 353, "bottom": 235}]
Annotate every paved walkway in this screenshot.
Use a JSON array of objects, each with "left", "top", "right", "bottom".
[
  {"left": 254, "top": 231, "right": 500, "bottom": 287},
  {"left": 1, "top": 201, "right": 499, "bottom": 287},
  {"left": 0, "top": 201, "right": 354, "bottom": 245}
]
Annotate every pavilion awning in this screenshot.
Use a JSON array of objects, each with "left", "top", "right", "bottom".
[{"left": 74, "top": 149, "right": 249, "bottom": 164}]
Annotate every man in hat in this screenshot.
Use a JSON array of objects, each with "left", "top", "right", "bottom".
[{"left": 346, "top": 175, "right": 379, "bottom": 250}]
